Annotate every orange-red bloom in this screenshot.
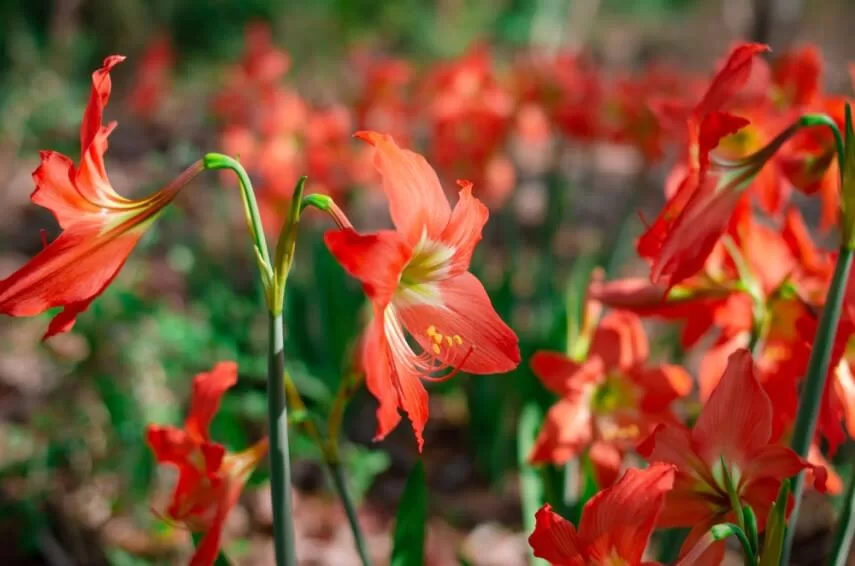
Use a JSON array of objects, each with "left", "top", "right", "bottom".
[
  {"left": 530, "top": 309, "right": 691, "bottom": 487},
  {"left": 325, "top": 131, "right": 520, "bottom": 450},
  {"left": 638, "top": 42, "right": 772, "bottom": 289},
  {"left": 147, "top": 362, "right": 268, "bottom": 566},
  {"left": 528, "top": 463, "right": 675, "bottom": 565},
  {"left": 638, "top": 349, "right": 825, "bottom": 560},
  {"left": 0, "top": 55, "right": 199, "bottom": 338}
]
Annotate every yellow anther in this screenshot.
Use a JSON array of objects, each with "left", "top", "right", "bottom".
[
  {"left": 445, "top": 336, "right": 453, "bottom": 346},
  {"left": 432, "top": 344, "right": 441, "bottom": 355},
  {"left": 426, "top": 325, "right": 439, "bottom": 338},
  {"left": 432, "top": 334, "right": 443, "bottom": 344},
  {"left": 453, "top": 335, "right": 463, "bottom": 345}
]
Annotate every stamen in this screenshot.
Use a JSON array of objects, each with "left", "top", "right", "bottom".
[{"left": 422, "top": 346, "right": 476, "bottom": 382}]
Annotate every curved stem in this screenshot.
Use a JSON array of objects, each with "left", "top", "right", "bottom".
[
  {"left": 782, "top": 246, "right": 855, "bottom": 563},
  {"left": 268, "top": 312, "right": 297, "bottom": 566},
  {"left": 330, "top": 461, "right": 373, "bottom": 566},
  {"left": 203, "top": 152, "right": 272, "bottom": 268}
]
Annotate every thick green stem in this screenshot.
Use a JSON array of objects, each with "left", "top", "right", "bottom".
[
  {"left": 782, "top": 246, "right": 854, "bottom": 563},
  {"left": 830, "top": 470, "right": 855, "bottom": 566},
  {"left": 329, "top": 461, "right": 373, "bottom": 566},
  {"left": 268, "top": 313, "right": 297, "bottom": 566}
]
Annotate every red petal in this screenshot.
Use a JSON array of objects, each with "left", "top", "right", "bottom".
[
  {"left": 742, "top": 445, "right": 814, "bottom": 495},
  {"left": 589, "top": 311, "right": 649, "bottom": 372},
  {"left": 81, "top": 55, "right": 126, "bottom": 152},
  {"left": 694, "top": 43, "right": 770, "bottom": 121},
  {"left": 578, "top": 463, "right": 676, "bottom": 563},
  {"left": 440, "top": 180, "right": 489, "bottom": 276},
  {"left": 692, "top": 349, "right": 773, "bottom": 469},
  {"left": 588, "top": 441, "right": 622, "bottom": 488},
  {"left": 354, "top": 130, "right": 451, "bottom": 245},
  {"left": 30, "top": 151, "right": 100, "bottom": 228},
  {"left": 399, "top": 272, "right": 520, "bottom": 374},
  {"left": 529, "top": 396, "right": 594, "bottom": 465},
  {"left": 185, "top": 362, "right": 239, "bottom": 442},
  {"left": 324, "top": 228, "right": 411, "bottom": 307},
  {"left": 636, "top": 364, "right": 693, "bottom": 413},
  {"left": 772, "top": 44, "right": 823, "bottom": 106},
  {"left": 361, "top": 316, "right": 403, "bottom": 444},
  {"left": 146, "top": 425, "right": 194, "bottom": 465},
  {"left": 0, "top": 219, "right": 144, "bottom": 338},
  {"left": 528, "top": 504, "right": 585, "bottom": 564},
  {"left": 530, "top": 351, "right": 604, "bottom": 396}
]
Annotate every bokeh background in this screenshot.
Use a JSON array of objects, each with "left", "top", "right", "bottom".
[{"left": 2, "top": 0, "right": 855, "bottom": 564}]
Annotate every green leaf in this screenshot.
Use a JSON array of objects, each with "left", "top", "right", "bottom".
[
  {"left": 742, "top": 506, "right": 759, "bottom": 556},
  {"left": 759, "top": 481, "right": 789, "bottom": 566},
  {"left": 518, "top": 403, "right": 549, "bottom": 566},
  {"left": 391, "top": 460, "right": 427, "bottom": 566}
]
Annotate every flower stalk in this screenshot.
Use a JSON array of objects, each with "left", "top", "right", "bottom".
[{"left": 782, "top": 108, "right": 850, "bottom": 564}]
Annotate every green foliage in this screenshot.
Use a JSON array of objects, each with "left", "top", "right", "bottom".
[{"left": 391, "top": 461, "right": 428, "bottom": 566}]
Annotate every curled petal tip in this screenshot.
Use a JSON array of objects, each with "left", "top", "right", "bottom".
[
  {"left": 353, "top": 130, "right": 386, "bottom": 145},
  {"left": 102, "top": 54, "right": 127, "bottom": 69}
]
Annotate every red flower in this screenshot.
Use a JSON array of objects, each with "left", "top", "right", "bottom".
[
  {"left": 128, "top": 36, "right": 174, "bottom": 118},
  {"left": 147, "top": 362, "right": 268, "bottom": 566},
  {"left": 528, "top": 463, "right": 675, "bottom": 565},
  {"left": 0, "top": 55, "right": 200, "bottom": 338},
  {"left": 325, "top": 131, "right": 520, "bottom": 450},
  {"left": 637, "top": 42, "right": 771, "bottom": 289},
  {"left": 638, "top": 349, "right": 825, "bottom": 558},
  {"left": 530, "top": 309, "right": 691, "bottom": 487}
]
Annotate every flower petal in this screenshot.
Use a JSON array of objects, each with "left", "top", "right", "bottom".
[
  {"left": 0, "top": 219, "right": 145, "bottom": 338},
  {"left": 185, "top": 362, "right": 239, "bottom": 443},
  {"left": 589, "top": 311, "right": 649, "bottom": 372},
  {"left": 31, "top": 151, "right": 100, "bottom": 228},
  {"left": 440, "top": 180, "right": 489, "bottom": 276},
  {"left": 355, "top": 130, "right": 451, "bottom": 245},
  {"left": 324, "top": 228, "right": 411, "bottom": 307},
  {"left": 692, "top": 349, "right": 773, "bottom": 469},
  {"left": 578, "top": 463, "right": 676, "bottom": 564},
  {"left": 693, "top": 43, "right": 770, "bottom": 128},
  {"left": 399, "top": 272, "right": 520, "bottom": 374},
  {"left": 530, "top": 351, "right": 604, "bottom": 396},
  {"left": 361, "top": 315, "right": 404, "bottom": 444},
  {"left": 528, "top": 504, "right": 585, "bottom": 565},
  {"left": 530, "top": 395, "right": 594, "bottom": 465},
  {"left": 81, "top": 55, "right": 126, "bottom": 151}
]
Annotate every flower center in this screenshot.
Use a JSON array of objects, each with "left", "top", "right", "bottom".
[
  {"left": 591, "top": 374, "right": 636, "bottom": 415},
  {"left": 395, "top": 233, "right": 454, "bottom": 308}
]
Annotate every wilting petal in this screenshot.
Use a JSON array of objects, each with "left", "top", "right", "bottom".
[
  {"left": 530, "top": 351, "right": 604, "bottom": 396},
  {"left": 529, "top": 504, "right": 585, "bottom": 565},
  {"left": 578, "top": 463, "right": 675, "bottom": 564},
  {"left": 440, "top": 180, "right": 489, "bottom": 276},
  {"left": 355, "top": 130, "right": 451, "bottom": 245},
  {"left": 185, "top": 362, "right": 239, "bottom": 443},
  {"left": 324, "top": 228, "right": 411, "bottom": 307},
  {"left": 693, "top": 349, "right": 773, "bottom": 468},
  {"left": 400, "top": 272, "right": 520, "bottom": 374},
  {"left": 530, "top": 396, "right": 594, "bottom": 464}
]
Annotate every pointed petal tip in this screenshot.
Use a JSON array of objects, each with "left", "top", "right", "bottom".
[
  {"left": 102, "top": 54, "right": 127, "bottom": 69},
  {"left": 353, "top": 130, "right": 386, "bottom": 145}
]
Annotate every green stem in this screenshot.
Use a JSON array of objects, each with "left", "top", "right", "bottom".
[
  {"left": 829, "top": 467, "right": 855, "bottom": 566},
  {"left": 203, "top": 153, "right": 272, "bottom": 266},
  {"left": 782, "top": 246, "right": 855, "bottom": 563},
  {"left": 329, "top": 461, "right": 373, "bottom": 566},
  {"left": 268, "top": 313, "right": 297, "bottom": 566}
]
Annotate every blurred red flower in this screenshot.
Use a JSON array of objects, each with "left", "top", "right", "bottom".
[
  {"left": 325, "top": 131, "right": 520, "bottom": 450},
  {"left": 147, "top": 362, "right": 268, "bottom": 566},
  {"left": 530, "top": 307, "right": 691, "bottom": 487}
]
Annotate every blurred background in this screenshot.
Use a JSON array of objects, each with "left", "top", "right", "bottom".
[{"left": 2, "top": 0, "right": 855, "bottom": 564}]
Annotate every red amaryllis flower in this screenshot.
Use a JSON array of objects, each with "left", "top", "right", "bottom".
[
  {"left": 530, "top": 309, "right": 691, "bottom": 487},
  {"left": 127, "top": 36, "right": 174, "bottom": 118},
  {"left": 638, "top": 42, "right": 773, "bottom": 289},
  {"left": 638, "top": 349, "right": 826, "bottom": 560},
  {"left": 325, "top": 131, "right": 520, "bottom": 450},
  {"left": 0, "top": 55, "right": 201, "bottom": 338},
  {"left": 147, "top": 362, "right": 268, "bottom": 566},
  {"left": 528, "top": 463, "right": 676, "bottom": 565}
]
